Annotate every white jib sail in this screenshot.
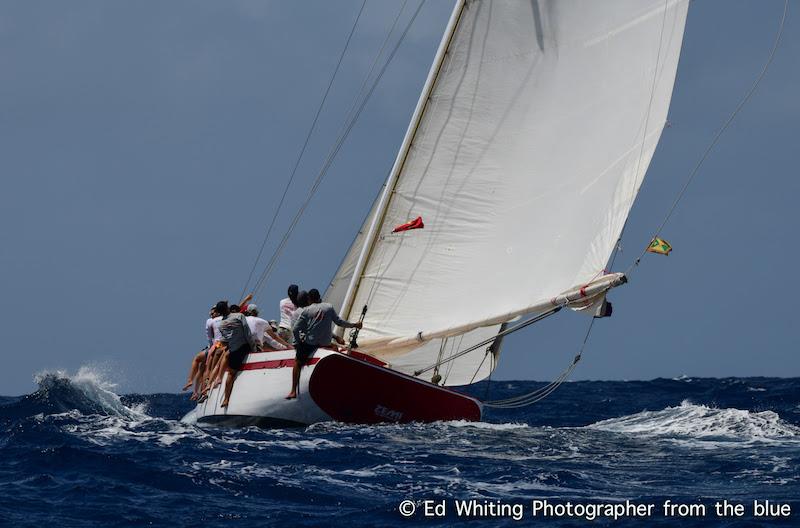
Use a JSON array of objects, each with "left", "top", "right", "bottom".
[{"left": 327, "top": 0, "right": 689, "bottom": 385}]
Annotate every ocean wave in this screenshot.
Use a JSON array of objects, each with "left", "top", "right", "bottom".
[
  {"left": 442, "top": 420, "right": 529, "bottom": 430},
  {"left": 587, "top": 400, "right": 800, "bottom": 443},
  {"left": 1, "top": 367, "right": 148, "bottom": 421}
]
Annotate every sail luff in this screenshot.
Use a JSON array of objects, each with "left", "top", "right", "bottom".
[{"left": 339, "top": 0, "right": 467, "bottom": 322}]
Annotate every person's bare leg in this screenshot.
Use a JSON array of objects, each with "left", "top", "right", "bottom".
[
  {"left": 286, "top": 363, "right": 301, "bottom": 399},
  {"left": 212, "top": 351, "right": 229, "bottom": 389},
  {"left": 221, "top": 368, "right": 237, "bottom": 408},
  {"left": 199, "top": 345, "right": 218, "bottom": 391},
  {"left": 195, "top": 347, "right": 221, "bottom": 401},
  {"left": 183, "top": 351, "right": 205, "bottom": 391},
  {"left": 207, "top": 347, "right": 224, "bottom": 386},
  {"left": 190, "top": 357, "right": 206, "bottom": 399}
]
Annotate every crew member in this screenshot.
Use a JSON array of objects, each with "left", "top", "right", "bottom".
[
  {"left": 245, "top": 305, "right": 289, "bottom": 350},
  {"left": 289, "top": 290, "right": 309, "bottom": 342},
  {"left": 287, "top": 289, "right": 361, "bottom": 399},
  {"left": 216, "top": 303, "right": 254, "bottom": 408},
  {"left": 278, "top": 284, "right": 299, "bottom": 342},
  {"left": 182, "top": 306, "right": 219, "bottom": 397}
]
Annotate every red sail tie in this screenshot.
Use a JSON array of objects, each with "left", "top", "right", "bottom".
[{"left": 392, "top": 216, "right": 424, "bottom": 233}]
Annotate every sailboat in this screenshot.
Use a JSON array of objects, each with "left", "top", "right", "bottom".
[{"left": 184, "top": 0, "right": 689, "bottom": 427}]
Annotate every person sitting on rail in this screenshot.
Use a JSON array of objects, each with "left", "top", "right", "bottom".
[
  {"left": 277, "top": 284, "right": 299, "bottom": 342},
  {"left": 286, "top": 289, "right": 361, "bottom": 399},
  {"left": 182, "top": 305, "right": 219, "bottom": 398},
  {"left": 245, "top": 304, "right": 289, "bottom": 351},
  {"left": 198, "top": 301, "right": 230, "bottom": 398},
  {"left": 208, "top": 303, "right": 242, "bottom": 389},
  {"left": 214, "top": 303, "right": 254, "bottom": 408}
]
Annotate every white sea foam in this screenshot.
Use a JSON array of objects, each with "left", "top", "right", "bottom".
[
  {"left": 587, "top": 400, "right": 800, "bottom": 443},
  {"left": 28, "top": 366, "right": 221, "bottom": 449},
  {"left": 443, "top": 420, "right": 529, "bottom": 431},
  {"left": 34, "top": 366, "right": 147, "bottom": 420}
]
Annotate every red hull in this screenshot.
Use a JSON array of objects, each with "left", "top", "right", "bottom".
[{"left": 308, "top": 353, "right": 482, "bottom": 424}]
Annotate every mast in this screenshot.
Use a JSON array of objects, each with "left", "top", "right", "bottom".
[{"left": 339, "top": 0, "right": 467, "bottom": 322}]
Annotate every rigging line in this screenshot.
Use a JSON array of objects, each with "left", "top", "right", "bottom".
[
  {"left": 412, "top": 307, "right": 562, "bottom": 377},
  {"left": 485, "top": 371, "right": 571, "bottom": 406},
  {"left": 240, "top": 0, "right": 368, "bottom": 299},
  {"left": 340, "top": 0, "right": 411, "bottom": 145},
  {"left": 251, "top": 0, "right": 425, "bottom": 296},
  {"left": 591, "top": 0, "right": 671, "bottom": 285},
  {"left": 322, "top": 2, "right": 410, "bottom": 297},
  {"left": 433, "top": 338, "right": 447, "bottom": 378},
  {"left": 625, "top": 0, "right": 671, "bottom": 217},
  {"left": 487, "top": 367, "right": 571, "bottom": 403},
  {"left": 485, "top": 317, "right": 596, "bottom": 408},
  {"left": 483, "top": 352, "right": 495, "bottom": 401},
  {"left": 627, "top": 0, "right": 789, "bottom": 275},
  {"left": 468, "top": 348, "right": 489, "bottom": 386},
  {"left": 442, "top": 334, "right": 463, "bottom": 385},
  {"left": 486, "top": 365, "right": 573, "bottom": 404},
  {"left": 323, "top": 0, "right": 413, "bottom": 312},
  {"left": 251, "top": 0, "right": 428, "bottom": 295},
  {"left": 486, "top": 370, "right": 572, "bottom": 407},
  {"left": 325, "top": 1, "right": 410, "bottom": 310}
]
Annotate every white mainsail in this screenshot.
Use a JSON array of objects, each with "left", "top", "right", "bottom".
[{"left": 326, "top": 0, "right": 689, "bottom": 385}]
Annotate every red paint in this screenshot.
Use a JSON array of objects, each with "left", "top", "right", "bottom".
[
  {"left": 308, "top": 353, "right": 482, "bottom": 424},
  {"left": 346, "top": 350, "right": 387, "bottom": 366},
  {"left": 240, "top": 358, "right": 319, "bottom": 371}
]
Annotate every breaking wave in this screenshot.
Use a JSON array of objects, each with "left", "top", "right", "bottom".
[
  {"left": 587, "top": 400, "right": 800, "bottom": 443},
  {"left": 3, "top": 367, "right": 147, "bottom": 421}
]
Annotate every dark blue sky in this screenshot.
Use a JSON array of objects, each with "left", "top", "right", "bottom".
[{"left": 1, "top": 1, "right": 797, "bottom": 395}]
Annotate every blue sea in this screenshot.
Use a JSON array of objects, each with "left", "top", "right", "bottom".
[{"left": 1, "top": 370, "right": 798, "bottom": 527}]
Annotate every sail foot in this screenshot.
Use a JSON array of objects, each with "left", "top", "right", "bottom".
[{"left": 360, "top": 272, "right": 627, "bottom": 353}]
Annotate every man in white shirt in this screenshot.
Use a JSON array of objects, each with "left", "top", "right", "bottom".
[
  {"left": 206, "top": 311, "right": 223, "bottom": 346},
  {"left": 183, "top": 306, "right": 220, "bottom": 397},
  {"left": 245, "top": 305, "right": 289, "bottom": 350},
  {"left": 277, "top": 284, "right": 299, "bottom": 342}
]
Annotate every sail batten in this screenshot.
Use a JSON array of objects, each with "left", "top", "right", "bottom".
[{"left": 327, "top": 0, "right": 689, "bottom": 385}]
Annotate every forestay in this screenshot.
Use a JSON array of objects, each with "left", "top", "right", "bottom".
[{"left": 326, "top": 0, "right": 689, "bottom": 384}]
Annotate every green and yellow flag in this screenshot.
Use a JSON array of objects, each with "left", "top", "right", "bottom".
[{"left": 647, "top": 237, "right": 672, "bottom": 256}]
